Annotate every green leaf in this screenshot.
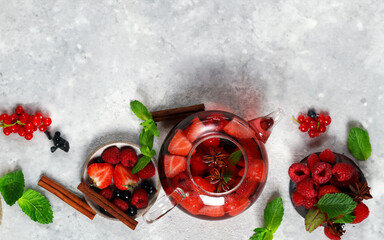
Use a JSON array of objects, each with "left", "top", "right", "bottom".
[
  {"left": 315, "top": 193, "right": 356, "bottom": 219},
  {"left": 0, "top": 170, "right": 25, "bottom": 206},
  {"left": 229, "top": 150, "right": 242, "bottom": 165},
  {"left": 332, "top": 213, "right": 356, "bottom": 223},
  {"left": 140, "top": 129, "right": 154, "bottom": 149},
  {"left": 305, "top": 207, "right": 326, "bottom": 233},
  {"left": 149, "top": 121, "right": 160, "bottom": 137},
  {"left": 264, "top": 197, "right": 284, "bottom": 234},
  {"left": 130, "top": 100, "right": 152, "bottom": 121},
  {"left": 348, "top": 127, "right": 371, "bottom": 160},
  {"left": 18, "top": 189, "right": 53, "bottom": 224},
  {"left": 132, "top": 156, "right": 152, "bottom": 174},
  {"left": 250, "top": 228, "right": 269, "bottom": 240},
  {"left": 222, "top": 168, "right": 232, "bottom": 183},
  {"left": 140, "top": 146, "right": 156, "bottom": 157}
]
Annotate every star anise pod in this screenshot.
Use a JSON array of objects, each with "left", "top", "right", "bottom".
[
  {"left": 204, "top": 168, "right": 231, "bottom": 193},
  {"left": 325, "top": 222, "right": 345, "bottom": 238},
  {"left": 202, "top": 148, "right": 229, "bottom": 168},
  {"left": 346, "top": 181, "right": 373, "bottom": 203}
]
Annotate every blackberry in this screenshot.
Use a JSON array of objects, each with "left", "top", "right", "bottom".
[
  {"left": 93, "top": 157, "right": 104, "bottom": 163},
  {"left": 307, "top": 109, "right": 317, "bottom": 118},
  {"left": 127, "top": 205, "right": 137, "bottom": 217}
]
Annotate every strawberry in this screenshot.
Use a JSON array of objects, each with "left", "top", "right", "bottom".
[
  {"left": 172, "top": 172, "right": 193, "bottom": 191},
  {"left": 192, "top": 176, "right": 215, "bottom": 193},
  {"left": 113, "top": 198, "right": 129, "bottom": 211},
  {"left": 319, "top": 149, "right": 336, "bottom": 164},
  {"left": 206, "top": 113, "right": 229, "bottom": 131},
  {"left": 318, "top": 185, "right": 340, "bottom": 199},
  {"left": 101, "top": 146, "right": 120, "bottom": 164},
  {"left": 184, "top": 117, "right": 206, "bottom": 142},
  {"left": 352, "top": 202, "right": 369, "bottom": 224},
  {"left": 131, "top": 189, "right": 148, "bottom": 209},
  {"left": 179, "top": 192, "right": 204, "bottom": 215},
  {"left": 223, "top": 118, "right": 253, "bottom": 139},
  {"left": 120, "top": 147, "right": 137, "bottom": 168},
  {"left": 87, "top": 163, "right": 113, "bottom": 189},
  {"left": 198, "top": 205, "right": 225, "bottom": 217},
  {"left": 163, "top": 154, "right": 187, "bottom": 178},
  {"left": 113, "top": 164, "right": 139, "bottom": 190},
  {"left": 236, "top": 179, "right": 258, "bottom": 198},
  {"left": 202, "top": 137, "right": 220, "bottom": 148},
  {"left": 190, "top": 154, "right": 206, "bottom": 175},
  {"left": 137, "top": 161, "right": 156, "bottom": 179},
  {"left": 246, "top": 159, "right": 265, "bottom": 182},
  {"left": 168, "top": 129, "right": 193, "bottom": 156},
  {"left": 224, "top": 193, "right": 251, "bottom": 216}
]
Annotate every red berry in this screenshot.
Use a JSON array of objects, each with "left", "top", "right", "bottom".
[
  {"left": 42, "top": 117, "right": 52, "bottom": 126},
  {"left": 318, "top": 114, "right": 325, "bottom": 123},
  {"left": 31, "top": 115, "right": 41, "bottom": 127},
  {"left": 312, "top": 162, "right": 332, "bottom": 184},
  {"left": 308, "top": 130, "right": 318, "bottom": 138},
  {"left": 10, "top": 114, "right": 19, "bottom": 123},
  {"left": 101, "top": 146, "right": 120, "bottom": 164},
  {"left": 332, "top": 163, "right": 355, "bottom": 182},
  {"left": 292, "top": 190, "right": 305, "bottom": 206},
  {"left": 87, "top": 163, "right": 114, "bottom": 189},
  {"left": 131, "top": 189, "right": 148, "bottom": 209},
  {"left": 18, "top": 127, "right": 25, "bottom": 136},
  {"left": 288, "top": 163, "right": 310, "bottom": 183},
  {"left": 299, "top": 123, "right": 309, "bottom": 132},
  {"left": 100, "top": 188, "right": 113, "bottom": 200},
  {"left": 323, "top": 115, "right": 332, "bottom": 125},
  {"left": 297, "top": 115, "right": 305, "bottom": 123},
  {"left": 3, "top": 127, "right": 12, "bottom": 136},
  {"left": 302, "top": 197, "right": 318, "bottom": 209},
  {"left": 39, "top": 125, "right": 47, "bottom": 132},
  {"left": 202, "top": 138, "right": 220, "bottom": 148},
  {"left": 318, "top": 185, "right": 340, "bottom": 199},
  {"left": 15, "top": 106, "right": 24, "bottom": 115},
  {"left": 304, "top": 117, "right": 311, "bottom": 123},
  {"left": 10, "top": 124, "right": 19, "bottom": 133},
  {"left": 120, "top": 147, "right": 137, "bottom": 167},
  {"left": 352, "top": 202, "right": 369, "bottom": 224},
  {"left": 309, "top": 120, "right": 318, "bottom": 130},
  {"left": 137, "top": 161, "right": 156, "bottom": 179},
  {"left": 324, "top": 226, "right": 341, "bottom": 240},
  {"left": 2, "top": 115, "right": 11, "bottom": 124},
  {"left": 307, "top": 153, "right": 320, "bottom": 170},
  {"left": 113, "top": 164, "right": 139, "bottom": 190},
  {"left": 319, "top": 149, "right": 336, "bottom": 164},
  {"left": 19, "top": 113, "right": 29, "bottom": 124},
  {"left": 113, "top": 198, "right": 129, "bottom": 211},
  {"left": 318, "top": 124, "right": 326, "bottom": 133},
  {"left": 25, "top": 133, "right": 33, "bottom": 140},
  {"left": 35, "top": 112, "right": 43, "bottom": 120},
  {"left": 296, "top": 178, "right": 318, "bottom": 198}
]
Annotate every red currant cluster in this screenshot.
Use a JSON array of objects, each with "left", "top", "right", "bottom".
[
  {"left": 294, "top": 109, "right": 331, "bottom": 138},
  {"left": 0, "top": 105, "right": 52, "bottom": 140}
]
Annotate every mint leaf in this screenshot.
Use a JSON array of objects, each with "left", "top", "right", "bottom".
[
  {"left": 148, "top": 121, "right": 160, "bottom": 137},
  {"left": 140, "top": 130, "right": 154, "bottom": 149},
  {"left": 140, "top": 146, "right": 156, "bottom": 157},
  {"left": 223, "top": 168, "right": 232, "bottom": 183},
  {"left": 229, "top": 150, "right": 242, "bottom": 165},
  {"left": 18, "top": 189, "right": 53, "bottom": 224},
  {"left": 130, "top": 100, "right": 152, "bottom": 121},
  {"left": 0, "top": 170, "right": 25, "bottom": 206},
  {"left": 250, "top": 228, "right": 272, "bottom": 240},
  {"left": 332, "top": 213, "right": 355, "bottom": 223},
  {"left": 305, "top": 207, "right": 326, "bottom": 233},
  {"left": 264, "top": 197, "right": 284, "bottom": 234},
  {"left": 315, "top": 193, "right": 356, "bottom": 219},
  {"left": 131, "top": 156, "right": 152, "bottom": 174},
  {"left": 348, "top": 127, "right": 371, "bottom": 160}
]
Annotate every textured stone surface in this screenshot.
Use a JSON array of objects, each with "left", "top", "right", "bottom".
[{"left": 0, "top": 1, "right": 383, "bottom": 239}]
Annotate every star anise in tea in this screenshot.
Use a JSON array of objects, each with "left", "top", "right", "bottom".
[
  {"left": 205, "top": 168, "right": 231, "bottom": 193},
  {"left": 346, "top": 181, "right": 373, "bottom": 203},
  {"left": 202, "top": 147, "right": 229, "bottom": 168}
]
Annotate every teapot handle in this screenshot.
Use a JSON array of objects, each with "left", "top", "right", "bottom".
[{"left": 142, "top": 187, "right": 186, "bottom": 223}]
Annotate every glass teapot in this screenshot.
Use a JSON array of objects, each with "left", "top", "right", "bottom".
[{"left": 143, "top": 109, "right": 283, "bottom": 222}]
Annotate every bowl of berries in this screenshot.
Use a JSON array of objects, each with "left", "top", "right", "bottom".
[
  {"left": 82, "top": 142, "right": 160, "bottom": 220},
  {"left": 288, "top": 149, "right": 372, "bottom": 239}
]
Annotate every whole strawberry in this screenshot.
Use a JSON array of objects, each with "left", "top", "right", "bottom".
[
  {"left": 137, "top": 161, "right": 156, "bottom": 179},
  {"left": 120, "top": 147, "right": 137, "bottom": 167},
  {"left": 131, "top": 189, "right": 148, "bottom": 209},
  {"left": 102, "top": 146, "right": 120, "bottom": 164}
]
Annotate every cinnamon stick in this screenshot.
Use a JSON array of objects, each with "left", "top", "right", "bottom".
[
  {"left": 151, "top": 104, "right": 205, "bottom": 122},
  {"left": 77, "top": 181, "right": 138, "bottom": 230},
  {"left": 38, "top": 175, "right": 96, "bottom": 220}
]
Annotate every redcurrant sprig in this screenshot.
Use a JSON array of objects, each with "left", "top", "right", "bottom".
[
  {"left": 0, "top": 105, "right": 52, "bottom": 140},
  {"left": 293, "top": 109, "right": 331, "bottom": 138}
]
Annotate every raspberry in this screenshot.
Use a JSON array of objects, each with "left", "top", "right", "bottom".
[
  {"left": 101, "top": 146, "right": 120, "bottom": 164},
  {"left": 319, "top": 149, "right": 336, "bottom": 164},
  {"left": 312, "top": 162, "right": 332, "bottom": 184},
  {"left": 292, "top": 190, "right": 304, "bottom": 206},
  {"left": 137, "top": 161, "right": 156, "bottom": 179},
  {"left": 324, "top": 226, "right": 341, "bottom": 240},
  {"left": 120, "top": 147, "right": 137, "bottom": 167},
  {"left": 352, "top": 202, "right": 369, "bottom": 224},
  {"left": 131, "top": 189, "right": 148, "bottom": 209},
  {"left": 100, "top": 188, "right": 113, "bottom": 200},
  {"left": 296, "top": 178, "right": 318, "bottom": 198},
  {"left": 113, "top": 198, "right": 129, "bottom": 211},
  {"left": 332, "top": 163, "right": 355, "bottom": 182},
  {"left": 288, "top": 163, "right": 310, "bottom": 183},
  {"left": 318, "top": 185, "right": 340, "bottom": 199},
  {"left": 307, "top": 153, "right": 320, "bottom": 170},
  {"left": 302, "top": 197, "right": 317, "bottom": 209}
]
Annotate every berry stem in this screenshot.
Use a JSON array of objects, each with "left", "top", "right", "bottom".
[{"left": 292, "top": 116, "right": 300, "bottom": 124}]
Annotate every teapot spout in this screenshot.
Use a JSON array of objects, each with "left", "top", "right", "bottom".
[{"left": 248, "top": 108, "right": 284, "bottom": 143}]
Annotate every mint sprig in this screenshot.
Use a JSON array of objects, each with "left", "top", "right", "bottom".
[
  {"left": 0, "top": 170, "right": 53, "bottom": 224},
  {"left": 130, "top": 100, "right": 160, "bottom": 174},
  {"left": 250, "top": 197, "right": 284, "bottom": 240},
  {"left": 348, "top": 127, "right": 371, "bottom": 160},
  {"left": 229, "top": 150, "right": 242, "bottom": 165}
]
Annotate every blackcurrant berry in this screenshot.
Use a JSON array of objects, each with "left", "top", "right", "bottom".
[
  {"left": 127, "top": 205, "right": 137, "bottom": 217},
  {"left": 307, "top": 109, "right": 317, "bottom": 118},
  {"left": 93, "top": 157, "right": 104, "bottom": 163},
  {"left": 120, "top": 190, "right": 131, "bottom": 202},
  {"left": 141, "top": 180, "right": 152, "bottom": 190},
  {"left": 113, "top": 189, "right": 122, "bottom": 199},
  {"left": 146, "top": 186, "right": 157, "bottom": 196}
]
